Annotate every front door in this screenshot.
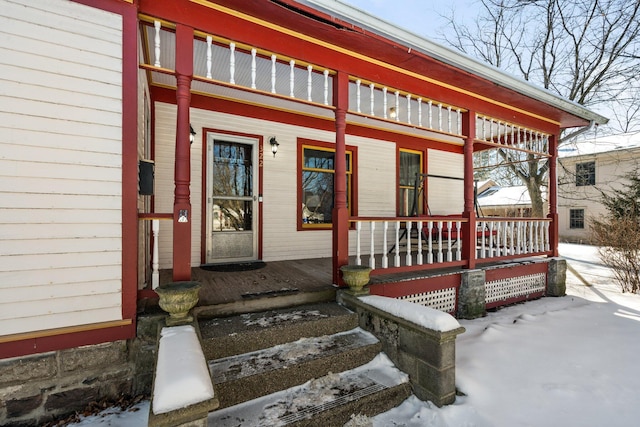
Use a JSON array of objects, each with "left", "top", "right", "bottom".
[{"left": 206, "top": 133, "right": 258, "bottom": 263}]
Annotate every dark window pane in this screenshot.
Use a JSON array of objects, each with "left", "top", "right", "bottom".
[
  {"left": 304, "top": 149, "right": 334, "bottom": 170},
  {"left": 570, "top": 209, "right": 584, "bottom": 229},
  {"left": 302, "top": 170, "right": 334, "bottom": 223},
  {"left": 576, "top": 162, "right": 595, "bottom": 186},
  {"left": 399, "top": 151, "right": 421, "bottom": 187},
  {"left": 213, "top": 141, "right": 253, "bottom": 196}
]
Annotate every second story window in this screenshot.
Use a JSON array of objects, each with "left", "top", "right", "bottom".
[{"left": 576, "top": 161, "right": 595, "bottom": 186}]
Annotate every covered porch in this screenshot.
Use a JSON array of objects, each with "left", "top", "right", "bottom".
[{"left": 135, "top": 0, "right": 604, "bottom": 319}]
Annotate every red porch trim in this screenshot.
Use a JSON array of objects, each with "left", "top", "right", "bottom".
[
  {"left": 0, "top": 322, "right": 135, "bottom": 359},
  {"left": 333, "top": 71, "right": 350, "bottom": 286},
  {"left": 172, "top": 24, "right": 194, "bottom": 281},
  {"left": 548, "top": 134, "right": 560, "bottom": 257},
  {"left": 462, "top": 110, "right": 477, "bottom": 269}
]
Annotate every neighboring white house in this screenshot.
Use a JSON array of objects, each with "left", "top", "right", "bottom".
[{"left": 558, "top": 131, "right": 640, "bottom": 243}]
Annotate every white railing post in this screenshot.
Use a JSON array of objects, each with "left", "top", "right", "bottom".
[
  {"left": 437, "top": 220, "right": 443, "bottom": 263},
  {"left": 446, "top": 220, "right": 453, "bottom": 262},
  {"left": 370, "top": 83, "right": 375, "bottom": 116},
  {"left": 289, "top": 59, "right": 295, "bottom": 97},
  {"left": 355, "top": 221, "right": 362, "bottom": 266},
  {"left": 271, "top": 55, "right": 277, "bottom": 94},
  {"left": 502, "top": 221, "right": 508, "bottom": 256},
  {"left": 206, "top": 35, "right": 213, "bottom": 79},
  {"left": 323, "top": 70, "right": 329, "bottom": 105},
  {"left": 251, "top": 48, "right": 257, "bottom": 89},
  {"left": 405, "top": 221, "right": 413, "bottom": 266},
  {"left": 427, "top": 221, "right": 434, "bottom": 264},
  {"left": 382, "top": 221, "right": 389, "bottom": 269},
  {"left": 528, "top": 220, "right": 534, "bottom": 253},
  {"left": 369, "top": 221, "right": 376, "bottom": 269},
  {"left": 356, "top": 79, "right": 362, "bottom": 113},
  {"left": 152, "top": 219, "right": 160, "bottom": 289},
  {"left": 229, "top": 42, "right": 236, "bottom": 84},
  {"left": 417, "top": 221, "right": 423, "bottom": 265},
  {"left": 456, "top": 221, "right": 462, "bottom": 260},
  {"left": 545, "top": 222, "right": 550, "bottom": 251},
  {"left": 383, "top": 87, "right": 388, "bottom": 119},
  {"left": 153, "top": 20, "right": 161, "bottom": 67},
  {"left": 417, "top": 98, "right": 422, "bottom": 127},
  {"left": 394, "top": 221, "right": 401, "bottom": 267},
  {"left": 307, "top": 64, "right": 313, "bottom": 101},
  {"left": 488, "top": 221, "right": 495, "bottom": 258}
]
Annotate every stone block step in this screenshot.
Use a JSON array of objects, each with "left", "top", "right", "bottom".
[
  {"left": 207, "top": 353, "right": 412, "bottom": 427},
  {"left": 199, "top": 303, "right": 357, "bottom": 360},
  {"left": 209, "top": 328, "right": 382, "bottom": 408}
]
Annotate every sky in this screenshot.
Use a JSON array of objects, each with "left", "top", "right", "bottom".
[
  {"left": 338, "top": 0, "right": 479, "bottom": 41},
  {"left": 68, "top": 243, "right": 640, "bottom": 426}
]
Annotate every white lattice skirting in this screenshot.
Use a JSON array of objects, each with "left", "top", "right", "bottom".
[
  {"left": 397, "top": 287, "right": 457, "bottom": 313},
  {"left": 485, "top": 272, "right": 546, "bottom": 303}
]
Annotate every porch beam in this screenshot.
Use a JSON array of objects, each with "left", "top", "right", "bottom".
[
  {"left": 333, "top": 71, "right": 349, "bottom": 286},
  {"left": 172, "top": 24, "right": 194, "bottom": 281},
  {"left": 548, "top": 134, "right": 559, "bottom": 257},
  {"left": 462, "top": 110, "right": 477, "bottom": 269}
]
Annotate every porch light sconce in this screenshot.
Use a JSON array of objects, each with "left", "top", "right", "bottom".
[
  {"left": 189, "top": 125, "right": 196, "bottom": 144},
  {"left": 389, "top": 107, "right": 397, "bottom": 120},
  {"left": 269, "top": 136, "right": 279, "bottom": 157}
]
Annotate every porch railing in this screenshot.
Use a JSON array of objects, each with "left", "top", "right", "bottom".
[
  {"left": 139, "top": 214, "right": 173, "bottom": 289},
  {"left": 349, "top": 216, "right": 467, "bottom": 269},
  {"left": 476, "top": 218, "right": 551, "bottom": 260},
  {"left": 349, "top": 216, "right": 552, "bottom": 272}
]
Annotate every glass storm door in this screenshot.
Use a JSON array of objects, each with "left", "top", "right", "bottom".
[{"left": 206, "top": 134, "right": 258, "bottom": 263}]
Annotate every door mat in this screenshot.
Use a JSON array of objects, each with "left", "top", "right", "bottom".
[{"left": 200, "top": 261, "right": 266, "bottom": 272}]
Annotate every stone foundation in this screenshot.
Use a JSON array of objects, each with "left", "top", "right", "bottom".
[
  {"left": 0, "top": 314, "right": 163, "bottom": 426},
  {"left": 338, "top": 291, "right": 465, "bottom": 407}
]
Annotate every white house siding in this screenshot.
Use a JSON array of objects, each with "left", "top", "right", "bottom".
[
  {"left": 154, "top": 104, "right": 400, "bottom": 266},
  {"left": 0, "top": 0, "right": 123, "bottom": 336},
  {"left": 427, "top": 149, "right": 464, "bottom": 215}
]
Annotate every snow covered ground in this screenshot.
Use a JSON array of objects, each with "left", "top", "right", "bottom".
[{"left": 69, "top": 243, "right": 640, "bottom": 426}]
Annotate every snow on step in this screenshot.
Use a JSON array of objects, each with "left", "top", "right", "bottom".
[
  {"left": 152, "top": 325, "right": 215, "bottom": 415},
  {"left": 207, "top": 353, "right": 408, "bottom": 427},
  {"left": 209, "top": 327, "right": 378, "bottom": 384}
]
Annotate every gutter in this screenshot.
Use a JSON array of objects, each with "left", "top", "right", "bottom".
[
  {"left": 296, "top": 0, "right": 609, "bottom": 127},
  {"left": 558, "top": 120, "right": 596, "bottom": 144}
]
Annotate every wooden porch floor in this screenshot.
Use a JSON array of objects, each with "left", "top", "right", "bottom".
[{"left": 158, "top": 258, "right": 335, "bottom": 307}]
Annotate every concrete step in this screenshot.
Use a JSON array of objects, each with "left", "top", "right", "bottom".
[
  {"left": 199, "top": 302, "right": 357, "bottom": 360},
  {"left": 207, "top": 353, "right": 412, "bottom": 427},
  {"left": 209, "top": 327, "right": 382, "bottom": 409}
]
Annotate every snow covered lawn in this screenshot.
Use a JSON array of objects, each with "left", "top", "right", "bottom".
[{"left": 69, "top": 244, "right": 640, "bottom": 426}]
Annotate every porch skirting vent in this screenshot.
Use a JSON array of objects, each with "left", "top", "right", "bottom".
[
  {"left": 397, "top": 287, "right": 457, "bottom": 313},
  {"left": 485, "top": 273, "right": 546, "bottom": 304}
]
